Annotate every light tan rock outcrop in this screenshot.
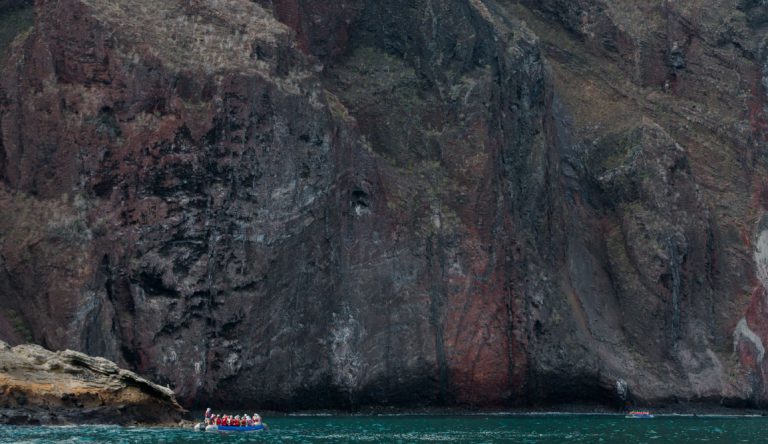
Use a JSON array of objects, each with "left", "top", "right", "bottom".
[{"left": 0, "top": 341, "right": 186, "bottom": 425}]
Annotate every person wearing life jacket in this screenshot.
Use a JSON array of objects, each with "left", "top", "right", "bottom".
[
  {"left": 205, "top": 407, "right": 212, "bottom": 420},
  {"left": 253, "top": 413, "right": 261, "bottom": 425},
  {"left": 245, "top": 415, "right": 253, "bottom": 426}
]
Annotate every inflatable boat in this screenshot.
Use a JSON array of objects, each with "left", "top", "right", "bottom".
[
  {"left": 194, "top": 422, "right": 266, "bottom": 432},
  {"left": 203, "top": 424, "right": 266, "bottom": 432}
]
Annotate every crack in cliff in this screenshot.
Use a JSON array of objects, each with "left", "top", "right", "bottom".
[
  {"left": 666, "top": 235, "right": 682, "bottom": 344},
  {"left": 426, "top": 234, "right": 450, "bottom": 404}
]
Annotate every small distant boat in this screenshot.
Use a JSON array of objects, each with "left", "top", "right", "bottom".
[
  {"left": 194, "top": 423, "right": 266, "bottom": 432},
  {"left": 207, "top": 424, "right": 266, "bottom": 432},
  {"left": 625, "top": 411, "right": 654, "bottom": 419}
]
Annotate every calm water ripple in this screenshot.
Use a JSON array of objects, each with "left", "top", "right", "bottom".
[{"left": 0, "top": 414, "right": 766, "bottom": 443}]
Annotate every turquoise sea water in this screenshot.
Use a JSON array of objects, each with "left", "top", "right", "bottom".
[{"left": 1, "top": 414, "right": 767, "bottom": 443}]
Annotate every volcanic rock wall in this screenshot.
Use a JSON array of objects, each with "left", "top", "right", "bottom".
[{"left": 1, "top": 0, "right": 767, "bottom": 410}]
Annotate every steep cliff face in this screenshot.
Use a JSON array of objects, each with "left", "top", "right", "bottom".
[
  {"left": 0, "top": 0, "right": 546, "bottom": 409},
  {"left": 1, "top": 0, "right": 767, "bottom": 410},
  {"left": 504, "top": 0, "right": 768, "bottom": 405}
]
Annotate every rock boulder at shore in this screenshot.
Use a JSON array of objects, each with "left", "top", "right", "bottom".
[{"left": 0, "top": 341, "right": 186, "bottom": 425}]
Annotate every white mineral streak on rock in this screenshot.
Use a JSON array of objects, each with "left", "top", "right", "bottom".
[
  {"left": 733, "top": 318, "right": 765, "bottom": 363},
  {"left": 354, "top": 203, "right": 370, "bottom": 217},
  {"left": 330, "top": 306, "right": 362, "bottom": 390},
  {"left": 732, "top": 227, "right": 768, "bottom": 365},
  {"left": 226, "top": 352, "right": 241, "bottom": 373},
  {"left": 164, "top": 349, "right": 178, "bottom": 365},
  {"left": 615, "top": 379, "right": 628, "bottom": 401},
  {"left": 754, "top": 230, "right": 768, "bottom": 290},
  {"left": 431, "top": 211, "right": 442, "bottom": 230}
]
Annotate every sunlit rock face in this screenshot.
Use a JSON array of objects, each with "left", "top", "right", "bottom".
[
  {"left": 0, "top": 340, "right": 186, "bottom": 425},
  {"left": 2, "top": 0, "right": 768, "bottom": 410}
]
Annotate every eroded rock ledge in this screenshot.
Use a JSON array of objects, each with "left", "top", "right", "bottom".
[{"left": 0, "top": 341, "right": 186, "bottom": 425}]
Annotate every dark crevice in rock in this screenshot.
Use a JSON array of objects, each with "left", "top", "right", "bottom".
[
  {"left": 137, "top": 271, "right": 180, "bottom": 299},
  {"left": 427, "top": 235, "right": 451, "bottom": 405},
  {"left": 665, "top": 236, "right": 683, "bottom": 344}
]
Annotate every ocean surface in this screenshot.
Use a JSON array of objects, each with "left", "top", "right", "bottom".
[{"left": 1, "top": 414, "right": 766, "bottom": 443}]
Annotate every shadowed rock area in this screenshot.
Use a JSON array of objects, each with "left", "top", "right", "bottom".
[
  {"left": 0, "top": 341, "right": 186, "bottom": 425},
  {"left": 1, "top": 0, "right": 768, "bottom": 412}
]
